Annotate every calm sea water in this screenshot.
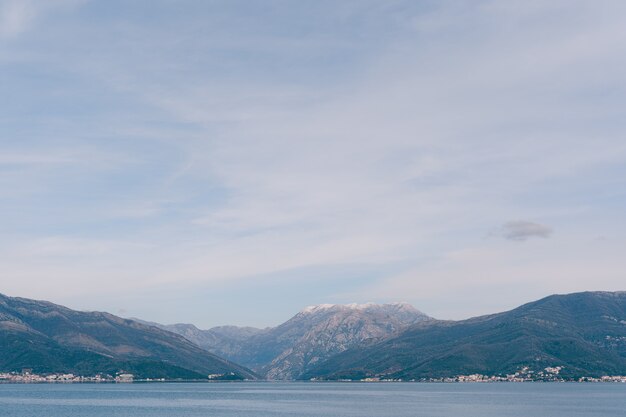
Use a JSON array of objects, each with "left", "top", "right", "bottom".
[{"left": 0, "top": 382, "right": 624, "bottom": 417}]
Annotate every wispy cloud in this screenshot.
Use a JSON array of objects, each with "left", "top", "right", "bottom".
[
  {"left": 0, "top": 0, "right": 81, "bottom": 39},
  {"left": 0, "top": 0, "right": 37, "bottom": 38},
  {"left": 1, "top": 1, "right": 626, "bottom": 326}
]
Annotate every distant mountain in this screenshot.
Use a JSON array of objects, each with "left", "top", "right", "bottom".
[
  {"left": 302, "top": 292, "right": 626, "bottom": 380},
  {"left": 149, "top": 302, "right": 430, "bottom": 380},
  {"left": 0, "top": 293, "right": 257, "bottom": 380},
  {"left": 134, "top": 319, "right": 264, "bottom": 360}
]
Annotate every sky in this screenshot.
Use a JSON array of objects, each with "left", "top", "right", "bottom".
[{"left": 1, "top": 0, "right": 625, "bottom": 328}]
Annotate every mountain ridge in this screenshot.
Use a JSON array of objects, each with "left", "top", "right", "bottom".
[
  {"left": 0, "top": 293, "right": 257, "bottom": 380},
  {"left": 4, "top": 291, "right": 625, "bottom": 382},
  {"left": 143, "top": 302, "right": 430, "bottom": 380},
  {"left": 301, "top": 291, "right": 626, "bottom": 380}
]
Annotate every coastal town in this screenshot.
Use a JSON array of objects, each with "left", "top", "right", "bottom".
[
  {"left": 315, "top": 366, "right": 626, "bottom": 383},
  {"left": 0, "top": 370, "right": 246, "bottom": 383},
  {"left": 0, "top": 370, "right": 136, "bottom": 383},
  {"left": 4, "top": 367, "right": 622, "bottom": 384}
]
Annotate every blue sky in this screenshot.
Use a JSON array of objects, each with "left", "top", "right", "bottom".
[{"left": 1, "top": 0, "right": 625, "bottom": 328}]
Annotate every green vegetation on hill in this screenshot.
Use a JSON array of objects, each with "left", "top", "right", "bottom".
[
  {"left": 3, "top": 291, "right": 625, "bottom": 381},
  {"left": 302, "top": 292, "right": 626, "bottom": 380},
  {"left": 0, "top": 294, "right": 257, "bottom": 380}
]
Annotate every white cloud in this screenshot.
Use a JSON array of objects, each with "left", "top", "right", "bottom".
[
  {"left": 0, "top": 0, "right": 37, "bottom": 38},
  {"left": 0, "top": 0, "right": 81, "bottom": 39}
]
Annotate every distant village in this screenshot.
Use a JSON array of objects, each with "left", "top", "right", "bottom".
[
  {"left": 0, "top": 369, "right": 136, "bottom": 383},
  {"left": 318, "top": 366, "right": 626, "bottom": 383},
  {"left": 0, "top": 370, "right": 243, "bottom": 383}
]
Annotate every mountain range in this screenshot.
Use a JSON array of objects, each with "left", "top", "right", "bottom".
[
  {"left": 1, "top": 291, "right": 625, "bottom": 381},
  {"left": 142, "top": 302, "right": 429, "bottom": 379},
  {"left": 0, "top": 293, "right": 256, "bottom": 380},
  {"left": 302, "top": 292, "right": 626, "bottom": 380}
]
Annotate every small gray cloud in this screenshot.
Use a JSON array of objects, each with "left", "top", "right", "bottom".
[{"left": 498, "top": 221, "right": 553, "bottom": 241}]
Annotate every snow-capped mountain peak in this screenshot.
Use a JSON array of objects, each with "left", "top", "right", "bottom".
[{"left": 300, "top": 302, "right": 420, "bottom": 314}]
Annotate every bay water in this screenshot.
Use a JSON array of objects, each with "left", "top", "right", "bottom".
[{"left": 0, "top": 382, "right": 624, "bottom": 416}]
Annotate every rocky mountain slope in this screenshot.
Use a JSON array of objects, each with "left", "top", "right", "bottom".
[
  {"left": 302, "top": 292, "right": 626, "bottom": 380},
  {"left": 150, "top": 302, "right": 430, "bottom": 380},
  {"left": 257, "top": 303, "right": 431, "bottom": 380},
  {"left": 0, "top": 293, "right": 257, "bottom": 379}
]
